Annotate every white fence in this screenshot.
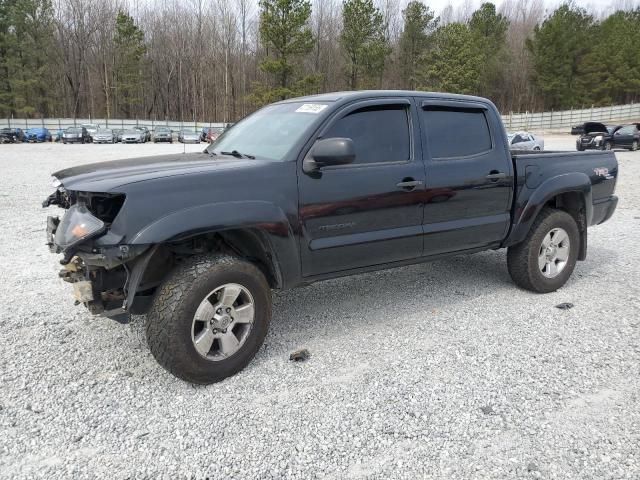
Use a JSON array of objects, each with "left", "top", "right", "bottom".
[
  {"left": 502, "top": 103, "right": 640, "bottom": 131},
  {"left": 0, "top": 118, "right": 227, "bottom": 132},
  {"left": 2, "top": 102, "right": 639, "bottom": 133}
]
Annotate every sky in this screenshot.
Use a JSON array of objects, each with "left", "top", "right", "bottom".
[{"left": 423, "top": 0, "right": 638, "bottom": 13}]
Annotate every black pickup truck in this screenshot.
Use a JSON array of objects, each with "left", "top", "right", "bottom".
[{"left": 43, "top": 91, "right": 619, "bottom": 384}]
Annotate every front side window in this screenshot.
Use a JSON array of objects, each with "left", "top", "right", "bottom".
[
  {"left": 322, "top": 105, "right": 410, "bottom": 164},
  {"left": 422, "top": 107, "right": 492, "bottom": 159}
]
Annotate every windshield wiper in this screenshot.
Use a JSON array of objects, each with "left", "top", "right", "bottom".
[{"left": 221, "top": 150, "right": 255, "bottom": 159}]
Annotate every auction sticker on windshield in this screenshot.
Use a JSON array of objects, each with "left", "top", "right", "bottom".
[{"left": 295, "top": 104, "right": 328, "bottom": 114}]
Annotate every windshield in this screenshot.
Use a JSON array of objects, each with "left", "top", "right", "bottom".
[
  {"left": 98, "top": 129, "right": 112, "bottom": 134},
  {"left": 66, "top": 128, "right": 81, "bottom": 133},
  {"left": 206, "top": 101, "right": 330, "bottom": 161},
  {"left": 156, "top": 127, "right": 170, "bottom": 132}
]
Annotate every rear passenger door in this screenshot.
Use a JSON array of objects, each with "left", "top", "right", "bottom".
[{"left": 418, "top": 100, "right": 513, "bottom": 255}]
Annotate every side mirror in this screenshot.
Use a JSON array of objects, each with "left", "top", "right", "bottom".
[{"left": 303, "top": 137, "right": 355, "bottom": 173}]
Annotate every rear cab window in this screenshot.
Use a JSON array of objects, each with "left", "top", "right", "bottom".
[{"left": 421, "top": 106, "right": 493, "bottom": 159}]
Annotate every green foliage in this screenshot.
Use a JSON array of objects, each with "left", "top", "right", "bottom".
[
  {"left": 577, "top": 10, "right": 640, "bottom": 105},
  {"left": 256, "top": 0, "right": 315, "bottom": 102},
  {"left": 417, "top": 23, "right": 484, "bottom": 95},
  {"left": 113, "top": 10, "right": 147, "bottom": 117},
  {"left": 0, "top": 0, "right": 56, "bottom": 117},
  {"left": 468, "top": 2, "right": 509, "bottom": 99},
  {"left": 398, "top": 1, "right": 436, "bottom": 90},
  {"left": 341, "top": 0, "right": 390, "bottom": 89},
  {"left": 527, "top": 4, "right": 595, "bottom": 109}
]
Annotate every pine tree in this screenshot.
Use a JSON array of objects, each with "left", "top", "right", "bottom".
[
  {"left": 527, "top": 4, "right": 594, "bottom": 109},
  {"left": 398, "top": 1, "right": 436, "bottom": 90},
  {"left": 113, "top": 11, "right": 147, "bottom": 118},
  {"left": 468, "top": 2, "right": 509, "bottom": 101},
  {"left": 417, "top": 23, "right": 483, "bottom": 95},
  {"left": 254, "top": 0, "right": 316, "bottom": 103},
  {"left": 0, "top": 0, "right": 56, "bottom": 117},
  {"left": 341, "top": 0, "right": 390, "bottom": 90}
]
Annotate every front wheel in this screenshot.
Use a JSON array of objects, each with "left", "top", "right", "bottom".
[
  {"left": 631, "top": 140, "right": 638, "bottom": 151},
  {"left": 604, "top": 141, "right": 612, "bottom": 151},
  {"left": 146, "top": 254, "right": 272, "bottom": 384},
  {"left": 507, "top": 208, "right": 579, "bottom": 293}
]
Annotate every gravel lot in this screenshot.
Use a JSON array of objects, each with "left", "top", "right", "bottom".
[{"left": 0, "top": 137, "right": 638, "bottom": 479}]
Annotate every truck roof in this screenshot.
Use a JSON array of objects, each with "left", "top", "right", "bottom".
[{"left": 277, "top": 90, "right": 492, "bottom": 105}]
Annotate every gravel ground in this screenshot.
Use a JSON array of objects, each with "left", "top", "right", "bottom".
[{"left": 0, "top": 137, "right": 638, "bottom": 479}]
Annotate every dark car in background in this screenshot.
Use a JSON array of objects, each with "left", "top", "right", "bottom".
[
  {"left": 0, "top": 127, "right": 26, "bottom": 143},
  {"left": 62, "top": 127, "right": 90, "bottom": 144},
  {"left": 577, "top": 122, "right": 639, "bottom": 151},
  {"left": 80, "top": 124, "right": 99, "bottom": 142},
  {"left": 25, "top": 128, "right": 52, "bottom": 143},
  {"left": 153, "top": 126, "right": 173, "bottom": 143}
]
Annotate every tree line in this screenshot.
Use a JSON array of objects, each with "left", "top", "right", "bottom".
[{"left": 1, "top": 0, "right": 639, "bottom": 122}]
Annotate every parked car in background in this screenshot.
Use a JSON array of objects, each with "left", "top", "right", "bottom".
[
  {"left": 571, "top": 124, "right": 585, "bottom": 135},
  {"left": 80, "top": 124, "right": 99, "bottom": 141},
  {"left": 610, "top": 123, "right": 640, "bottom": 151},
  {"left": 25, "top": 127, "right": 52, "bottom": 142},
  {"left": 93, "top": 129, "right": 115, "bottom": 144},
  {"left": 153, "top": 126, "right": 173, "bottom": 143},
  {"left": 0, "top": 129, "right": 14, "bottom": 143},
  {"left": 179, "top": 129, "right": 200, "bottom": 143},
  {"left": 121, "top": 129, "right": 145, "bottom": 143},
  {"left": 0, "top": 127, "right": 26, "bottom": 142},
  {"left": 134, "top": 126, "right": 151, "bottom": 142},
  {"left": 53, "top": 129, "right": 64, "bottom": 142},
  {"left": 508, "top": 131, "right": 544, "bottom": 151},
  {"left": 62, "top": 127, "right": 90, "bottom": 144},
  {"left": 112, "top": 129, "right": 124, "bottom": 143},
  {"left": 576, "top": 122, "right": 639, "bottom": 151},
  {"left": 205, "top": 126, "right": 226, "bottom": 142}
]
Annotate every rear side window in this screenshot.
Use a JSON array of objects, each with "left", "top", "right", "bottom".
[
  {"left": 422, "top": 108, "right": 492, "bottom": 159},
  {"left": 323, "top": 105, "right": 410, "bottom": 164}
]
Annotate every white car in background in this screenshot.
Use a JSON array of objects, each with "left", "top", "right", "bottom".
[
  {"left": 508, "top": 132, "right": 545, "bottom": 151},
  {"left": 179, "top": 129, "right": 200, "bottom": 144}
]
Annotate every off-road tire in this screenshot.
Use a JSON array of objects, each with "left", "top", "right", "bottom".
[
  {"left": 507, "top": 208, "right": 579, "bottom": 293},
  {"left": 146, "top": 254, "right": 272, "bottom": 384}
]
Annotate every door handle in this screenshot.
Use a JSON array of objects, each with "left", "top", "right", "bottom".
[
  {"left": 396, "top": 179, "right": 423, "bottom": 191},
  {"left": 486, "top": 171, "right": 506, "bottom": 181}
]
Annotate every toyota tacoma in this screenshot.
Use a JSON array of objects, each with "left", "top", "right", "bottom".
[{"left": 43, "top": 91, "right": 619, "bottom": 384}]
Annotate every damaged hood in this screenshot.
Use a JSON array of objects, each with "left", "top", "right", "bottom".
[{"left": 53, "top": 153, "right": 265, "bottom": 192}]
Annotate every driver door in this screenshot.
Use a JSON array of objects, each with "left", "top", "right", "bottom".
[{"left": 298, "top": 99, "right": 425, "bottom": 277}]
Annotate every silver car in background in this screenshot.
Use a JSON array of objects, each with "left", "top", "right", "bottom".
[
  {"left": 92, "top": 129, "right": 114, "bottom": 144},
  {"left": 508, "top": 132, "right": 545, "bottom": 151},
  {"left": 179, "top": 129, "right": 200, "bottom": 143},
  {"left": 121, "top": 129, "right": 145, "bottom": 143}
]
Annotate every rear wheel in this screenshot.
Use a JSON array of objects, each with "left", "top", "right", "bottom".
[
  {"left": 146, "top": 254, "right": 272, "bottom": 384},
  {"left": 631, "top": 140, "right": 638, "bottom": 151},
  {"left": 507, "top": 208, "right": 579, "bottom": 293}
]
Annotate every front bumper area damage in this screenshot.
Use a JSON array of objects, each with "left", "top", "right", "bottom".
[{"left": 45, "top": 186, "right": 147, "bottom": 323}]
